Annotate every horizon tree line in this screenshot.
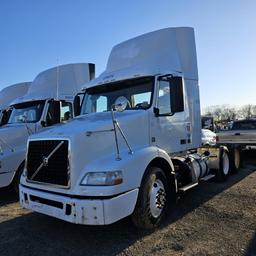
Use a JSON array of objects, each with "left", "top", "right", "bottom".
[{"left": 203, "top": 104, "right": 256, "bottom": 121}]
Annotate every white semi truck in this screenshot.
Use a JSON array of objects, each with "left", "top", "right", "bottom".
[
  {"left": 0, "top": 63, "right": 95, "bottom": 192},
  {"left": 0, "top": 82, "right": 31, "bottom": 126},
  {"left": 20, "top": 28, "right": 232, "bottom": 229}
]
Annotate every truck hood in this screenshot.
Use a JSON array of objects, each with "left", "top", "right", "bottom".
[
  {"left": 0, "top": 123, "right": 34, "bottom": 152},
  {"left": 27, "top": 110, "right": 150, "bottom": 192},
  {"left": 30, "top": 110, "right": 149, "bottom": 143}
]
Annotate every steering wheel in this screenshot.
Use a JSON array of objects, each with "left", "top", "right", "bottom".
[{"left": 135, "top": 102, "right": 149, "bottom": 109}]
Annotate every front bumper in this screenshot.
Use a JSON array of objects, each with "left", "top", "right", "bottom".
[{"left": 20, "top": 185, "right": 138, "bottom": 225}]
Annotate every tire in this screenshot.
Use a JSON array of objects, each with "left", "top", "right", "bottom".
[
  {"left": 229, "top": 147, "right": 241, "bottom": 173},
  {"left": 215, "top": 148, "right": 230, "bottom": 182},
  {"left": 11, "top": 162, "right": 24, "bottom": 195},
  {"left": 131, "top": 167, "right": 170, "bottom": 229}
]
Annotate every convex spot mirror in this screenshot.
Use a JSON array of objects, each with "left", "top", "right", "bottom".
[{"left": 113, "top": 96, "right": 129, "bottom": 112}]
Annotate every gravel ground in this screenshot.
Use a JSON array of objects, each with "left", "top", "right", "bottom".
[{"left": 0, "top": 150, "right": 255, "bottom": 256}]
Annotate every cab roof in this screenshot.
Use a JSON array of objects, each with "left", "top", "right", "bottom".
[{"left": 83, "top": 27, "right": 198, "bottom": 90}]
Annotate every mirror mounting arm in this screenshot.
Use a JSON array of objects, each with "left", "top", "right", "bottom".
[
  {"left": 111, "top": 104, "right": 133, "bottom": 160},
  {"left": 111, "top": 108, "right": 121, "bottom": 160},
  {"left": 153, "top": 107, "right": 159, "bottom": 117}
]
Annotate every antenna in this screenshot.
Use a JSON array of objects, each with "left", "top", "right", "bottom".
[{"left": 56, "top": 58, "right": 60, "bottom": 100}]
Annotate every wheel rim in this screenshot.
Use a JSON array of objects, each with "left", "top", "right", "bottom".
[
  {"left": 222, "top": 152, "right": 229, "bottom": 175},
  {"left": 149, "top": 179, "right": 166, "bottom": 218},
  {"left": 234, "top": 149, "right": 240, "bottom": 169}
]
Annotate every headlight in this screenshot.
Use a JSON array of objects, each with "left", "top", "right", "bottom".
[{"left": 80, "top": 171, "right": 123, "bottom": 186}]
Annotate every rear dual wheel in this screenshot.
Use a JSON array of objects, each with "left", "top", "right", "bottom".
[
  {"left": 229, "top": 147, "right": 241, "bottom": 173},
  {"left": 215, "top": 148, "right": 230, "bottom": 182}
]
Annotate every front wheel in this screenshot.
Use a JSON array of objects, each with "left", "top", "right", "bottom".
[
  {"left": 11, "top": 162, "right": 24, "bottom": 195},
  {"left": 131, "top": 167, "right": 169, "bottom": 229}
]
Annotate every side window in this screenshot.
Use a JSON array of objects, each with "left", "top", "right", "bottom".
[
  {"left": 46, "top": 101, "right": 60, "bottom": 126},
  {"left": 0, "top": 109, "right": 11, "bottom": 126},
  {"left": 157, "top": 77, "right": 184, "bottom": 115},
  {"left": 132, "top": 92, "right": 151, "bottom": 109},
  {"left": 158, "top": 80, "right": 171, "bottom": 115},
  {"left": 61, "top": 102, "right": 73, "bottom": 122},
  {"left": 96, "top": 96, "right": 107, "bottom": 112}
]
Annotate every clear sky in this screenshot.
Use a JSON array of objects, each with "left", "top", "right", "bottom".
[{"left": 0, "top": 0, "right": 255, "bottom": 108}]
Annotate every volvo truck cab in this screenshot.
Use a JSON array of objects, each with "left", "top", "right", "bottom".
[
  {"left": 20, "top": 28, "right": 230, "bottom": 229},
  {"left": 0, "top": 63, "right": 95, "bottom": 191}
]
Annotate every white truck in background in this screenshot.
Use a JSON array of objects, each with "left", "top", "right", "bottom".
[
  {"left": 0, "top": 82, "right": 31, "bottom": 126},
  {"left": 20, "top": 28, "right": 233, "bottom": 229},
  {"left": 0, "top": 63, "right": 95, "bottom": 192}
]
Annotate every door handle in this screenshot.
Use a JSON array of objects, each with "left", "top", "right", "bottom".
[{"left": 234, "top": 133, "right": 240, "bottom": 136}]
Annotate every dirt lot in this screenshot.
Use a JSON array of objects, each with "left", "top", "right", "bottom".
[{"left": 0, "top": 150, "right": 255, "bottom": 256}]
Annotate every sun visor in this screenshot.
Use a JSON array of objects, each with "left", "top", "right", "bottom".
[
  {"left": 85, "top": 27, "right": 198, "bottom": 89},
  {"left": 0, "top": 82, "right": 31, "bottom": 110},
  {"left": 11, "top": 63, "right": 95, "bottom": 105}
]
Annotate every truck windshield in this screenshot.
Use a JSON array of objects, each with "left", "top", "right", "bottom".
[
  {"left": 81, "top": 77, "right": 154, "bottom": 114},
  {"left": 8, "top": 100, "right": 45, "bottom": 124}
]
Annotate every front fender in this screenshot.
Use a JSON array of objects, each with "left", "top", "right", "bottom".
[
  {"left": 156, "top": 148, "right": 175, "bottom": 171},
  {"left": 0, "top": 148, "right": 25, "bottom": 187},
  {"left": 75, "top": 146, "right": 163, "bottom": 197}
]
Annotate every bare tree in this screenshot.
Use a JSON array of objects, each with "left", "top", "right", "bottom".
[
  {"left": 239, "top": 104, "right": 253, "bottom": 119},
  {"left": 203, "top": 105, "right": 237, "bottom": 121},
  {"left": 252, "top": 105, "right": 256, "bottom": 118},
  {"left": 221, "top": 105, "right": 237, "bottom": 121},
  {"left": 203, "top": 104, "right": 256, "bottom": 121}
]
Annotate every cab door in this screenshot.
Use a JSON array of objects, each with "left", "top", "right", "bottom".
[
  {"left": 151, "top": 76, "right": 187, "bottom": 154},
  {"left": 42, "top": 100, "right": 73, "bottom": 128}
]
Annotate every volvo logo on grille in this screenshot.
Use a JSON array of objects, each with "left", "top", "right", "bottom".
[{"left": 42, "top": 156, "right": 49, "bottom": 167}]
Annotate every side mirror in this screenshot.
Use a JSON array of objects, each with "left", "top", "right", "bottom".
[
  {"left": 153, "top": 107, "right": 160, "bottom": 117},
  {"left": 73, "top": 95, "right": 81, "bottom": 117},
  {"left": 41, "top": 120, "right": 47, "bottom": 127},
  {"left": 170, "top": 77, "right": 184, "bottom": 113},
  {"left": 113, "top": 96, "right": 129, "bottom": 112},
  {"left": 0, "top": 109, "right": 11, "bottom": 126}
]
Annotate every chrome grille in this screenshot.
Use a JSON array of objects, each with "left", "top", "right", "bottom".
[{"left": 27, "top": 140, "right": 69, "bottom": 187}]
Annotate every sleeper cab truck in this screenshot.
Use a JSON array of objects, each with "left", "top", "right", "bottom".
[
  {"left": 0, "top": 63, "right": 95, "bottom": 192},
  {"left": 20, "top": 28, "right": 231, "bottom": 229},
  {"left": 0, "top": 82, "right": 31, "bottom": 126}
]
